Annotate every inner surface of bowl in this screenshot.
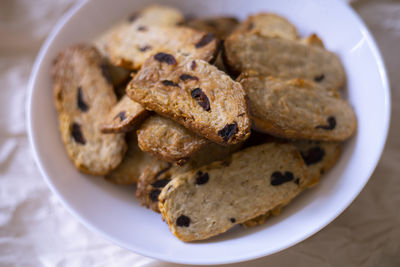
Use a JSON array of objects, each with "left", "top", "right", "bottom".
[{"left": 27, "top": 0, "right": 390, "bottom": 264}]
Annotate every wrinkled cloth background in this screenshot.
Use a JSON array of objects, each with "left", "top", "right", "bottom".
[{"left": 0, "top": 0, "right": 399, "bottom": 266}]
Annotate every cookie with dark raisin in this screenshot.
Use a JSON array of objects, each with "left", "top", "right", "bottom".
[
  {"left": 105, "top": 131, "right": 153, "bottom": 184},
  {"left": 94, "top": 5, "right": 184, "bottom": 57},
  {"left": 295, "top": 140, "right": 342, "bottom": 185},
  {"left": 100, "top": 95, "right": 149, "bottom": 133},
  {"left": 52, "top": 44, "right": 126, "bottom": 175},
  {"left": 102, "top": 6, "right": 219, "bottom": 71},
  {"left": 158, "top": 142, "right": 310, "bottom": 242},
  {"left": 185, "top": 16, "right": 239, "bottom": 40},
  {"left": 242, "top": 140, "right": 342, "bottom": 228},
  {"left": 137, "top": 141, "right": 241, "bottom": 212},
  {"left": 238, "top": 73, "right": 357, "bottom": 141},
  {"left": 233, "top": 13, "right": 298, "bottom": 40},
  {"left": 137, "top": 115, "right": 208, "bottom": 165},
  {"left": 127, "top": 53, "right": 251, "bottom": 145},
  {"left": 223, "top": 32, "right": 346, "bottom": 90}
]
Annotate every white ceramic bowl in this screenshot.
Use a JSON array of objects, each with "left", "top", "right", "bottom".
[{"left": 27, "top": 0, "right": 390, "bottom": 265}]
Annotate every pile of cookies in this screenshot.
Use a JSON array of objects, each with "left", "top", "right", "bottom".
[{"left": 51, "top": 5, "right": 357, "bottom": 242}]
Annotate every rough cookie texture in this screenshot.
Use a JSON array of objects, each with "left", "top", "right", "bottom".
[
  {"left": 224, "top": 33, "right": 346, "bottom": 90},
  {"left": 186, "top": 16, "right": 239, "bottom": 40},
  {"left": 137, "top": 115, "right": 208, "bottom": 164},
  {"left": 105, "top": 22, "right": 219, "bottom": 70},
  {"left": 100, "top": 95, "right": 149, "bottom": 133},
  {"left": 127, "top": 53, "right": 251, "bottom": 145},
  {"left": 233, "top": 13, "right": 297, "bottom": 40},
  {"left": 136, "top": 142, "right": 241, "bottom": 212},
  {"left": 238, "top": 74, "right": 357, "bottom": 141},
  {"left": 52, "top": 44, "right": 126, "bottom": 175},
  {"left": 158, "top": 142, "right": 309, "bottom": 242},
  {"left": 94, "top": 5, "right": 184, "bottom": 55},
  {"left": 242, "top": 140, "right": 342, "bottom": 228},
  {"left": 105, "top": 132, "right": 152, "bottom": 185}
]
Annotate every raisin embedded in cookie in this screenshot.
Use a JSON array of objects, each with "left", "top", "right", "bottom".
[
  {"left": 137, "top": 115, "right": 208, "bottom": 165},
  {"left": 224, "top": 33, "right": 346, "bottom": 90},
  {"left": 100, "top": 95, "right": 149, "bottom": 133},
  {"left": 158, "top": 142, "right": 310, "bottom": 242},
  {"left": 295, "top": 140, "right": 342, "bottom": 185},
  {"left": 52, "top": 44, "right": 126, "bottom": 175},
  {"left": 105, "top": 24, "right": 219, "bottom": 70},
  {"left": 105, "top": 131, "right": 153, "bottom": 185},
  {"left": 242, "top": 140, "right": 342, "bottom": 228},
  {"left": 127, "top": 53, "right": 251, "bottom": 145},
  {"left": 238, "top": 74, "right": 357, "bottom": 141},
  {"left": 137, "top": 142, "right": 242, "bottom": 212},
  {"left": 94, "top": 5, "right": 184, "bottom": 57},
  {"left": 233, "top": 13, "right": 298, "bottom": 40}
]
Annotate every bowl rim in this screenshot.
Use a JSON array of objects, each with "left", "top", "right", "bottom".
[{"left": 26, "top": 0, "right": 391, "bottom": 264}]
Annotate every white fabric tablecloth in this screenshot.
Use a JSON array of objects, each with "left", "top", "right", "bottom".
[{"left": 1, "top": 0, "right": 399, "bottom": 266}]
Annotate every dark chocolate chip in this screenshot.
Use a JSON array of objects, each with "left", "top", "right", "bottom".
[
  {"left": 176, "top": 215, "right": 191, "bottom": 227},
  {"left": 195, "top": 171, "right": 209, "bottom": 185},
  {"left": 191, "top": 88, "right": 210, "bottom": 111},
  {"left": 195, "top": 33, "right": 215, "bottom": 48},
  {"left": 191, "top": 60, "right": 197, "bottom": 70},
  {"left": 71, "top": 123, "right": 86, "bottom": 145},
  {"left": 270, "top": 171, "right": 294, "bottom": 186},
  {"left": 314, "top": 74, "right": 325, "bottom": 82},
  {"left": 137, "top": 25, "right": 147, "bottom": 31},
  {"left": 152, "top": 178, "right": 171, "bottom": 188},
  {"left": 114, "top": 111, "right": 126, "bottom": 121},
  {"left": 218, "top": 123, "right": 237, "bottom": 142},
  {"left": 230, "top": 218, "right": 236, "bottom": 223},
  {"left": 99, "top": 63, "right": 112, "bottom": 84},
  {"left": 161, "top": 80, "right": 180, "bottom": 87},
  {"left": 77, "top": 87, "right": 89, "bottom": 112},
  {"left": 149, "top": 189, "right": 161, "bottom": 202},
  {"left": 316, "top": 116, "right": 336, "bottom": 130},
  {"left": 301, "top": 146, "right": 326, "bottom": 165},
  {"left": 154, "top": 52, "right": 176, "bottom": 65},
  {"left": 179, "top": 74, "right": 199, "bottom": 81},
  {"left": 294, "top": 178, "right": 300, "bottom": 185},
  {"left": 138, "top": 45, "right": 152, "bottom": 52}
]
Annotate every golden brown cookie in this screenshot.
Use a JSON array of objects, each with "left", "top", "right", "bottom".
[
  {"left": 136, "top": 142, "right": 241, "bottom": 212},
  {"left": 238, "top": 74, "right": 357, "bottom": 141},
  {"left": 233, "top": 13, "right": 297, "bottom": 40},
  {"left": 127, "top": 53, "right": 251, "bottom": 145},
  {"left": 100, "top": 95, "right": 149, "bottom": 133},
  {"left": 94, "top": 5, "right": 184, "bottom": 56},
  {"left": 242, "top": 140, "right": 342, "bottom": 228},
  {"left": 137, "top": 115, "right": 208, "bottom": 165},
  {"left": 224, "top": 33, "right": 346, "bottom": 90},
  {"left": 105, "top": 132, "right": 153, "bottom": 185},
  {"left": 158, "top": 142, "right": 310, "bottom": 242},
  {"left": 52, "top": 44, "right": 126, "bottom": 175},
  {"left": 105, "top": 24, "right": 219, "bottom": 70}
]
